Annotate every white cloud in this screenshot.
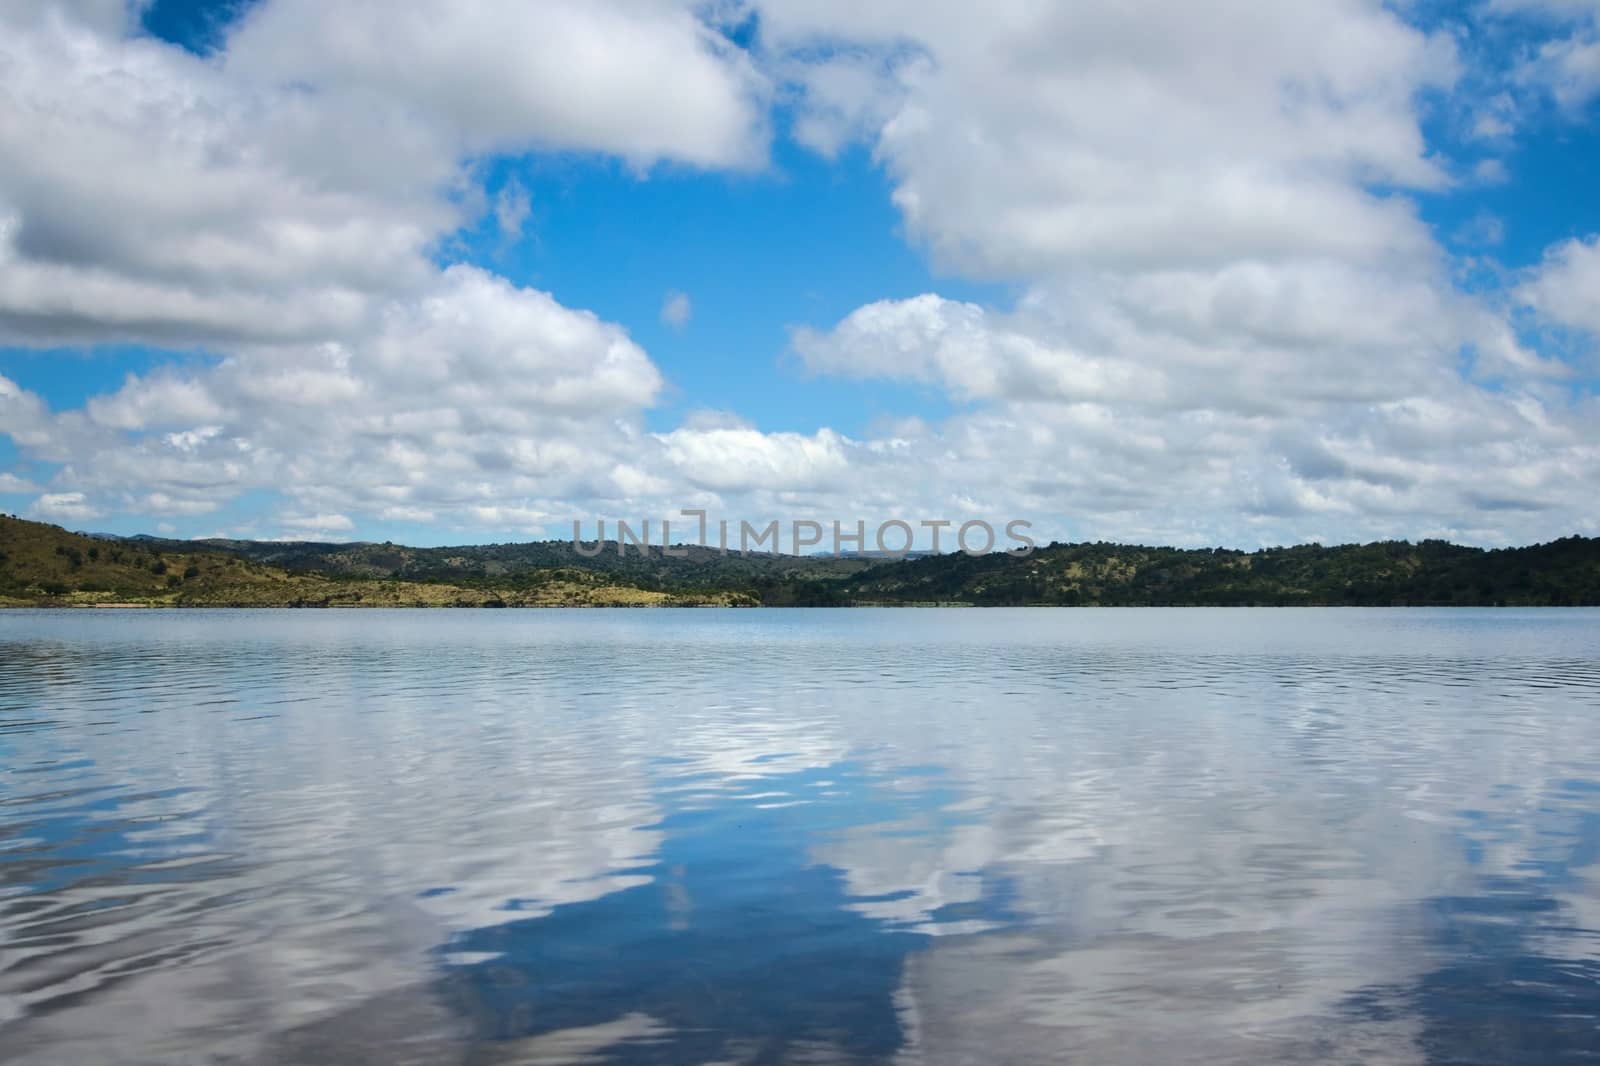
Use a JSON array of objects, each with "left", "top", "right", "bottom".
[
  {"left": 655, "top": 425, "right": 852, "bottom": 494},
  {"left": 163, "top": 426, "right": 223, "bottom": 453},
  {"left": 0, "top": 374, "right": 52, "bottom": 452},
  {"left": 0, "top": 472, "right": 38, "bottom": 494},
  {"left": 0, "top": 1, "right": 765, "bottom": 348},
  {"left": 227, "top": 0, "right": 769, "bottom": 169},
  {"left": 1519, "top": 235, "right": 1600, "bottom": 335},
  {"left": 1497, "top": 0, "right": 1600, "bottom": 110},
  {"left": 794, "top": 293, "right": 1154, "bottom": 405},
  {"left": 1531, "top": 34, "right": 1600, "bottom": 109},
  {"left": 89, "top": 376, "right": 228, "bottom": 432},
  {"left": 781, "top": 261, "right": 1597, "bottom": 546},
  {"left": 31, "top": 491, "right": 102, "bottom": 523},
  {"left": 280, "top": 512, "right": 356, "bottom": 535},
  {"left": 5, "top": 0, "right": 140, "bottom": 37},
  {"left": 796, "top": 258, "right": 1524, "bottom": 414},
  {"left": 0, "top": 8, "right": 440, "bottom": 346},
  {"left": 0, "top": 0, "right": 1594, "bottom": 548},
  {"left": 782, "top": 49, "right": 918, "bottom": 158},
  {"left": 139, "top": 492, "right": 220, "bottom": 517},
  {"left": 752, "top": 0, "right": 1599, "bottom": 545},
  {"left": 760, "top": 0, "right": 1535, "bottom": 421},
  {"left": 660, "top": 290, "right": 692, "bottom": 329},
  {"left": 6, "top": 266, "right": 668, "bottom": 534},
  {"left": 758, "top": 0, "right": 1455, "bottom": 278}
]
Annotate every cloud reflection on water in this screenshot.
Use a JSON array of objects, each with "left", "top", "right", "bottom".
[{"left": 0, "top": 608, "right": 1598, "bottom": 1063}]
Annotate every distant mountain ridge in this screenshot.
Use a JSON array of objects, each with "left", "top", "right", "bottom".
[{"left": 6, "top": 515, "right": 1600, "bottom": 606}]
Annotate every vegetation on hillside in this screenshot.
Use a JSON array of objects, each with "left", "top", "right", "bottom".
[
  {"left": 3, "top": 515, "right": 1597, "bottom": 607},
  {"left": 826, "top": 537, "right": 1600, "bottom": 606},
  {"left": 0, "top": 517, "right": 754, "bottom": 608},
  {"left": 150, "top": 534, "right": 879, "bottom": 586}
]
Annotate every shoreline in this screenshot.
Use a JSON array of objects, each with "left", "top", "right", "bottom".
[{"left": 5, "top": 602, "right": 1596, "bottom": 610}]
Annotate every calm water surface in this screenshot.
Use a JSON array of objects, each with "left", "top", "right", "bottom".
[{"left": 2, "top": 608, "right": 1600, "bottom": 1064}]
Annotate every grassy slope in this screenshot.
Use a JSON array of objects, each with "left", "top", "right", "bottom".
[{"left": 0, "top": 517, "right": 755, "bottom": 607}]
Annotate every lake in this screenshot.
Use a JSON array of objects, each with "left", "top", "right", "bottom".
[{"left": 2, "top": 608, "right": 1599, "bottom": 1064}]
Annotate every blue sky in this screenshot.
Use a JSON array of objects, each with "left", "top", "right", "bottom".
[{"left": 1, "top": 0, "right": 1597, "bottom": 548}]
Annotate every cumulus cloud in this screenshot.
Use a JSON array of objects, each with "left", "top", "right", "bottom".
[
  {"left": 31, "top": 491, "right": 102, "bottom": 522},
  {"left": 226, "top": 0, "right": 768, "bottom": 169},
  {"left": 797, "top": 260, "right": 1551, "bottom": 412},
  {"left": 280, "top": 512, "right": 356, "bottom": 535},
  {"left": 1519, "top": 235, "right": 1600, "bottom": 336},
  {"left": 757, "top": 0, "right": 1455, "bottom": 277},
  {"left": 758, "top": 0, "right": 1599, "bottom": 544},
  {"left": 0, "top": 7, "right": 442, "bottom": 346},
  {"left": 0, "top": 2, "right": 773, "bottom": 538},
  {"left": 794, "top": 294, "right": 1154, "bottom": 405},
  {"left": 0, "top": 0, "right": 765, "bottom": 348},
  {"left": 781, "top": 275, "right": 1599, "bottom": 546},
  {"left": 8, "top": 266, "right": 668, "bottom": 533},
  {"left": 0, "top": 0, "right": 1595, "bottom": 547},
  {"left": 655, "top": 424, "right": 852, "bottom": 494},
  {"left": 0, "top": 373, "right": 52, "bottom": 452}
]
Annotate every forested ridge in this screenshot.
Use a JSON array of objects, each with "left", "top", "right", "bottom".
[{"left": 4, "top": 515, "right": 1597, "bottom": 607}]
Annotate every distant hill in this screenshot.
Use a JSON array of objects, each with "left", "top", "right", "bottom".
[
  {"left": 0, "top": 517, "right": 755, "bottom": 607},
  {"left": 170, "top": 534, "right": 877, "bottom": 585},
  {"left": 830, "top": 537, "right": 1600, "bottom": 607},
  {"left": 4, "top": 515, "right": 1597, "bottom": 607}
]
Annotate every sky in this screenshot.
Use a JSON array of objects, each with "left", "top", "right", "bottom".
[{"left": 0, "top": 0, "right": 1597, "bottom": 549}]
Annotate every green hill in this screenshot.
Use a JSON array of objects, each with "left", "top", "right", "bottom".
[
  {"left": 162, "top": 533, "right": 877, "bottom": 586},
  {"left": 0, "top": 517, "right": 755, "bottom": 608},
  {"left": 3, "top": 514, "right": 1597, "bottom": 607},
  {"left": 830, "top": 537, "right": 1600, "bottom": 606}
]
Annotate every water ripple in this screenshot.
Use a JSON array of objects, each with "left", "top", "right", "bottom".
[{"left": 0, "top": 607, "right": 1598, "bottom": 1063}]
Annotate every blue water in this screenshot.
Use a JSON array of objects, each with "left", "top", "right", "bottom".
[{"left": 2, "top": 608, "right": 1599, "bottom": 1064}]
